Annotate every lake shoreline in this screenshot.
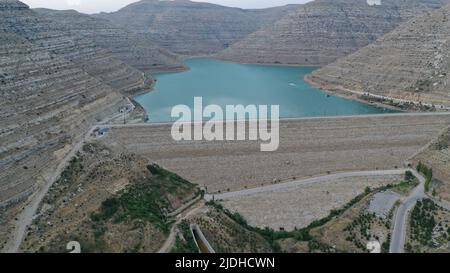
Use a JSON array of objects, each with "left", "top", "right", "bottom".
[
  {"left": 212, "top": 56, "right": 322, "bottom": 68},
  {"left": 134, "top": 58, "right": 397, "bottom": 123},
  {"left": 135, "top": 56, "right": 382, "bottom": 110},
  {"left": 303, "top": 74, "right": 405, "bottom": 112}
]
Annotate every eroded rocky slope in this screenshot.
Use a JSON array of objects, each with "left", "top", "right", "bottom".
[
  {"left": 35, "top": 8, "right": 185, "bottom": 73},
  {"left": 0, "top": 0, "right": 150, "bottom": 211},
  {"left": 413, "top": 128, "right": 450, "bottom": 201},
  {"left": 308, "top": 4, "right": 450, "bottom": 106},
  {"left": 20, "top": 143, "right": 200, "bottom": 253},
  {"left": 217, "top": 0, "right": 450, "bottom": 66},
  {"left": 95, "top": 0, "right": 297, "bottom": 55}
]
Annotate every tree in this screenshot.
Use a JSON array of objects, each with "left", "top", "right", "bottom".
[{"left": 405, "top": 171, "right": 414, "bottom": 181}]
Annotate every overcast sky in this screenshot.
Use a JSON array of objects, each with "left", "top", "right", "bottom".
[{"left": 21, "top": 0, "right": 312, "bottom": 14}]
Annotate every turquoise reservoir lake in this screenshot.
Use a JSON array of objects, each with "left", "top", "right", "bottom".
[{"left": 135, "top": 58, "right": 394, "bottom": 122}]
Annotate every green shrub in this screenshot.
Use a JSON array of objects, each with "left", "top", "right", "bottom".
[
  {"left": 171, "top": 220, "right": 198, "bottom": 253},
  {"left": 417, "top": 162, "right": 433, "bottom": 192},
  {"left": 90, "top": 164, "right": 197, "bottom": 233},
  {"left": 405, "top": 171, "right": 415, "bottom": 182}
]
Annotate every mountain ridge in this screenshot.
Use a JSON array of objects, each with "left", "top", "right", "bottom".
[
  {"left": 307, "top": 3, "right": 450, "bottom": 107},
  {"left": 217, "top": 0, "right": 450, "bottom": 66},
  {"left": 95, "top": 0, "right": 299, "bottom": 55},
  {"left": 34, "top": 8, "right": 185, "bottom": 73},
  {"left": 0, "top": 0, "right": 150, "bottom": 210}
]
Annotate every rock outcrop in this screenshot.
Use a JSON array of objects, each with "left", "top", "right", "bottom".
[
  {"left": 0, "top": 0, "right": 150, "bottom": 207},
  {"left": 95, "top": 0, "right": 297, "bottom": 55},
  {"left": 307, "top": 4, "right": 450, "bottom": 107},
  {"left": 217, "top": 0, "right": 450, "bottom": 66},
  {"left": 35, "top": 8, "right": 185, "bottom": 73}
]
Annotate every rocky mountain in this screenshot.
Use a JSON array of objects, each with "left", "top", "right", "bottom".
[
  {"left": 217, "top": 0, "right": 450, "bottom": 66},
  {"left": 307, "top": 4, "right": 450, "bottom": 107},
  {"left": 34, "top": 8, "right": 185, "bottom": 73},
  {"left": 95, "top": 0, "right": 298, "bottom": 55},
  {"left": 0, "top": 0, "right": 150, "bottom": 208}
]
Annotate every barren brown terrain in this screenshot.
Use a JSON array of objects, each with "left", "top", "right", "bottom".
[
  {"left": 20, "top": 142, "right": 200, "bottom": 253},
  {"left": 101, "top": 114, "right": 450, "bottom": 193},
  {"left": 220, "top": 174, "right": 403, "bottom": 231},
  {"left": 308, "top": 4, "right": 450, "bottom": 108}
]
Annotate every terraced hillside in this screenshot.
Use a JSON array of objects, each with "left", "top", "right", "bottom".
[
  {"left": 35, "top": 9, "right": 184, "bottom": 73},
  {"left": 217, "top": 0, "right": 450, "bottom": 66},
  {"left": 413, "top": 127, "right": 450, "bottom": 201},
  {"left": 308, "top": 4, "right": 450, "bottom": 107},
  {"left": 0, "top": 0, "right": 150, "bottom": 210},
  {"left": 95, "top": 0, "right": 297, "bottom": 55}
]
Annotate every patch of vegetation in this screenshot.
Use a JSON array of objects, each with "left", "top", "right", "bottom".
[
  {"left": 58, "top": 156, "right": 83, "bottom": 185},
  {"left": 340, "top": 174, "right": 421, "bottom": 252},
  {"left": 407, "top": 199, "right": 450, "bottom": 253},
  {"left": 394, "top": 180, "right": 418, "bottom": 195},
  {"left": 82, "top": 142, "right": 106, "bottom": 154},
  {"left": 209, "top": 186, "right": 380, "bottom": 252},
  {"left": 382, "top": 234, "right": 391, "bottom": 253},
  {"left": 91, "top": 164, "right": 198, "bottom": 234},
  {"left": 307, "top": 239, "right": 333, "bottom": 253},
  {"left": 405, "top": 170, "right": 415, "bottom": 182},
  {"left": 359, "top": 94, "right": 434, "bottom": 111},
  {"left": 206, "top": 201, "right": 284, "bottom": 252},
  {"left": 192, "top": 209, "right": 274, "bottom": 253},
  {"left": 344, "top": 212, "right": 384, "bottom": 252},
  {"left": 410, "top": 199, "right": 437, "bottom": 246},
  {"left": 417, "top": 162, "right": 433, "bottom": 192},
  {"left": 147, "top": 164, "right": 197, "bottom": 194},
  {"left": 208, "top": 180, "right": 409, "bottom": 253},
  {"left": 392, "top": 173, "right": 419, "bottom": 195},
  {"left": 171, "top": 220, "right": 199, "bottom": 253}
]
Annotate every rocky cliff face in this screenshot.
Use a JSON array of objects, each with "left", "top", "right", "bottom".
[
  {"left": 95, "top": 0, "right": 297, "bottom": 55},
  {"left": 0, "top": 1, "right": 149, "bottom": 207},
  {"left": 217, "top": 0, "right": 450, "bottom": 66},
  {"left": 307, "top": 4, "right": 450, "bottom": 106},
  {"left": 1, "top": 4, "right": 152, "bottom": 95},
  {"left": 35, "top": 9, "right": 185, "bottom": 73}
]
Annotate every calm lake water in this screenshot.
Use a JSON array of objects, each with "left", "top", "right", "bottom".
[{"left": 135, "top": 58, "right": 395, "bottom": 122}]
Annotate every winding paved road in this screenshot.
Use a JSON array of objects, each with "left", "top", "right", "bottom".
[
  {"left": 389, "top": 170, "right": 426, "bottom": 253},
  {"left": 205, "top": 169, "right": 409, "bottom": 201}
]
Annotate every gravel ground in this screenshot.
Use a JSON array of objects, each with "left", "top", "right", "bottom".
[
  {"left": 220, "top": 175, "right": 402, "bottom": 231},
  {"left": 102, "top": 114, "right": 450, "bottom": 193},
  {"left": 368, "top": 191, "right": 401, "bottom": 219}
]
